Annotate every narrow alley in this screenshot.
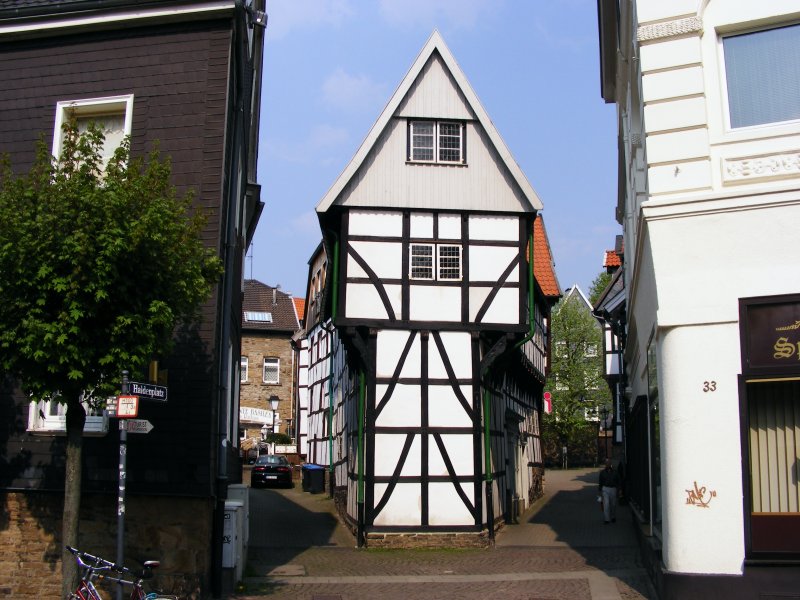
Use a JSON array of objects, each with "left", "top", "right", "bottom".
[{"left": 233, "top": 467, "right": 656, "bottom": 600}]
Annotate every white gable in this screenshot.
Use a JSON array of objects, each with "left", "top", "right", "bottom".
[
  {"left": 396, "top": 52, "right": 474, "bottom": 120},
  {"left": 317, "top": 30, "right": 543, "bottom": 215}
]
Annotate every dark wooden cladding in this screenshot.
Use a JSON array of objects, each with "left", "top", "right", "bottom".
[{"left": 0, "top": 19, "right": 237, "bottom": 497}]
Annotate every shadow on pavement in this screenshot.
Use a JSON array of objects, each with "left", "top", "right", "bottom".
[{"left": 246, "top": 480, "right": 354, "bottom": 574}]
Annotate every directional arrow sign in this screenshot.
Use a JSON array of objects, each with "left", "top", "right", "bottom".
[{"left": 120, "top": 419, "right": 154, "bottom": 434}]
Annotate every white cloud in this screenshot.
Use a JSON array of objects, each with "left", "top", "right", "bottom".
[
  {"left": 290, "top": 211, "right": 321, "bottom": 235},
  {"left": 378, "top": 0, "right": 496, "bottom": 30},
  {"left": 264, "top": 124, "right": 349, "bottom": 164},
  {"left": 266, "top": 0, "right": 355, "bottom": 40},
  {"left": 322, "top": 68, "right": 388, "bottom": 113}
]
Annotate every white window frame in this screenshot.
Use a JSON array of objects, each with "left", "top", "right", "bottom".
[
  {"left": 409, "top": 243, "right": 462, "bottom": 281},
  {"left": 410, "top": 243, "right": 435, "bottom": 280},
  {"left": 240, "top": 356, "right": 249, "bottom": 383},
  {"left": 437, "top": 244, "right": 462, "bottom": 281},
  {"left": 409, "top": 120, "right": 464, "bottom": 164},
  {"left": 263, "top": 357, "right": 280, "bottom": 384},
  {"left": 720, "top": 23, "right": 800, "bottom": 131},
  {"left": 27, "top": 397, "right": 109, "bottom": 436},
  {"left": 53, "top": 94, "right": 134, "bottom": 163}
]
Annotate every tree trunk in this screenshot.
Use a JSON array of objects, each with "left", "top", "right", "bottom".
[{"left": 61, "top": 396, "right": 86, "bottom": 598}]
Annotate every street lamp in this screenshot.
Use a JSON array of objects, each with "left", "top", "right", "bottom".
[{"left": 269, "top": 395, "right": 279, "bottom": 454}]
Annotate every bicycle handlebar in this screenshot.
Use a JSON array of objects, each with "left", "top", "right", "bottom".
[{"left": 66, "top": 546, "right": 156, "bottom": 580}]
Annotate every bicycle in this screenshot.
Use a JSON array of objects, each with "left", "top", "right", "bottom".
[{"left": 66, "top": 545, "right": 177, "bottom": 600}]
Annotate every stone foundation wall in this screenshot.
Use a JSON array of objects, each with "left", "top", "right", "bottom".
[
  {"left": 366, "top": 530, "right": 492, "bottom": 549},
  {"left": 0, "top": 492, "right": 213, "bottom": 599}
]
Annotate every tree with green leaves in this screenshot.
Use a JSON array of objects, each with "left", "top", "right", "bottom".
[
  {"left": 544, "top": 288, "right": 611, "bottom": 459},
  {"left": 589, "top": 271, "right": 612, "bottom": 305},
  {"left": 0, "top": 123, "right": 221, "bottom": 596}
]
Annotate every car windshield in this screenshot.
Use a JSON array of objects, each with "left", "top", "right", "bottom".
[{"left": 255, "top": 455, "right": 287, "bottom": 465}]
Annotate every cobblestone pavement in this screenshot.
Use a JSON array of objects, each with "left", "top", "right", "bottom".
[{"left": 232, "top": 468, "right": 657, "bottom": 600}]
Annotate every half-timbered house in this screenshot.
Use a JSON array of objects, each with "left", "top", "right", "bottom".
[{"left": 302, "top": 31, "right": 560, "bottom": 547}]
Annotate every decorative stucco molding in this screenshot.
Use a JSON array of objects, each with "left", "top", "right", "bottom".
[
  {"left": 638, "top": 17, "right": 702, "bottom": 42},
  {"left": 723, "top": 151, "right": 800, "bottom": 184}
]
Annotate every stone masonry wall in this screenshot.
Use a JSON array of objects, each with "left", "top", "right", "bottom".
[
  {"left": 0, "top": 492, "right": 213, "bottom": 599},
  {"left": 240, "top": 332, "right": 295, "bottom": 439}
]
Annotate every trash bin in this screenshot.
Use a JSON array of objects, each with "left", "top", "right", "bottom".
[{"left": 302, "top": 464, "right": 325, "bottom": 494}]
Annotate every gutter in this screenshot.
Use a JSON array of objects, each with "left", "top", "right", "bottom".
[{"left": 326, "top": 233, "right": 340, "bottom": 495}]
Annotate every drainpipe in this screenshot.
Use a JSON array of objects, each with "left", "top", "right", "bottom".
[
  {"left": 357, "top": 368, "right": 366, "bottom": 547},
  {"left": 327, "top": 234, "right": 340, "bottom": 495},
  {"left": 483, "top": 387, "right": 494, "bottom": 541}
]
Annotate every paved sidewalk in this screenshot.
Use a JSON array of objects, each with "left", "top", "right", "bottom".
[{"left": 232, "top": 468, "right": 656, "bottom": 600}]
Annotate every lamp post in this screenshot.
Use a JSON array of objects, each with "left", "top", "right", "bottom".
[{"left": 269, "top": 395, "right": 279, "bottom": 455}]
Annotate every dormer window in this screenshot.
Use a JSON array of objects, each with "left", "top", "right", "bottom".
[{"left": 408, "top": 120, "right": 465, "bottom": 164}]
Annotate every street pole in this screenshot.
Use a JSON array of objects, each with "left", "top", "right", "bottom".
[{"left": 116, "top": 370, "right": 128, "bottom": 600}]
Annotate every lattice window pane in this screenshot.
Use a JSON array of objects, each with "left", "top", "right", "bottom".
[
  {"left": 263, "top": 357, "right": 280, "bottom": 384},
  {"left": 410, "top": 244, "right": 434, "bottom": 279},
  {"left": 411, "top": 121, "right": 434, "bottom": 161},
  {"left": 438, "top": 244, "right": 461, "bottom": 280},
  {"left": 438, "top": 122, "right": 462, "bottom": 162}
]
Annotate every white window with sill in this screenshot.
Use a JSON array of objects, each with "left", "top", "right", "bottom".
[
  {"left": 27, "top": 395, "right": 109, "bottom": 437},
  {"left": 409, "top": 120, "right": 465, "bottom": 163},
  {"left": 53, "top": 95, "right": 134, "bottom": 169}
]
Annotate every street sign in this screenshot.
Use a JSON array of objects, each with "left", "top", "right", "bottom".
[
  {"left": 129, "top": 381, "right": 168, "bottom": 402},
  {"left": 120, "top": 419, "right": 154, "bottom": 434},
  {"left": 112, "top": 395, "right": 139, "bottom": 418}
]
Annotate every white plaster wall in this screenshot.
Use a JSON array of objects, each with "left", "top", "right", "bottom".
[
  {"left": 373, "top": 482, "right": 420, "bottom": 526},
  {"left": 375, "top": 383, "right": 421, "bottom": 427},
  {"left": 646, "top": 201, "right": 800, "bottom": 327},
  {"left": 409, "top": 286, "right": 461, "bottom": 321},
  {"left": 410, "top": 212, "right": 433, "bottom": 238},
  {"left": 636, "top": 0, "right": 697, "bottom": 25},
  {"left": 349, "top": 210, "right": 402, "bottom": 237},
  {"left": 376, "top": 330, "right": 420, "bottom": 378},
  {"left": 345, "top": 282, "right": 402, "bottom": 320},
  {"left": 438, "top": 213, "right": 462, "bottom": 239},
  {"left": 467, "top": 286, "right": 519, "bottom": 324},
  {"left": 429, "top": 434, "right": 473, "bottom": 476},
  {"left": 374, "top": 433, "right": 421, "bottom": 477},
  {"left": 468, "top": 214, "right": 519, "bottom": 241},
  {"left": 469, "top": 246, "right": 519, "bottom": 282},
  {"left": 658, "top": 322, "right": 745, "bottom": 574},
  {"left": 428, "top": 482, "right": 474, "bottom": 526},
  {"left": 428, "top": 331, "right": 472, "bottom": 378},
  {"left": 349, "top": 241, "right": 402, "bottom": 279},
  {"left": 427, "top": 385, "right": 473, "bottom": 428}
]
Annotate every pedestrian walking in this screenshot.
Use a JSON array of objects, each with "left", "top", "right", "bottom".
[{"left": 598, "top": 458, "right": 620, "bottom": 524}]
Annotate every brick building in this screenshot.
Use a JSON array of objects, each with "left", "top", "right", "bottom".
[{"left": 239, "top": 280, "right": 301, "bottom": 452}]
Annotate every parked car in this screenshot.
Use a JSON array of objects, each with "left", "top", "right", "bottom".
[{"left": 250, "top": 454, "right": 292, "bottom": 488}]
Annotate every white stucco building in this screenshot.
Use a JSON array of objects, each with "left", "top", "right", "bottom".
[{"left": 597, "top": 0, "right": 800, "bottom": 597}]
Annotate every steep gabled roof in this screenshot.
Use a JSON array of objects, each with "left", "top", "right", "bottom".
[
  {"left": 242, "top": 280, "right": 299, "bottom": 333},
  {"left": 316, "top": 29, "right": 542, "bottom": 214},
  {"left": 532, "top": 214, "right": 561, "bottom": 299}
]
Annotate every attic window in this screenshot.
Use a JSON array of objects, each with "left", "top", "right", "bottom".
[
  {"left": 408, "top": 120, "right": 465, "bottom": 164},
  {"left": 245, "top": 311, "right": 273, "bottom": 322}
]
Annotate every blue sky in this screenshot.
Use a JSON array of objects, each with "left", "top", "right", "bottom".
[{"left": 250, "top": 0, "right": 619, "bottom": 299}]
